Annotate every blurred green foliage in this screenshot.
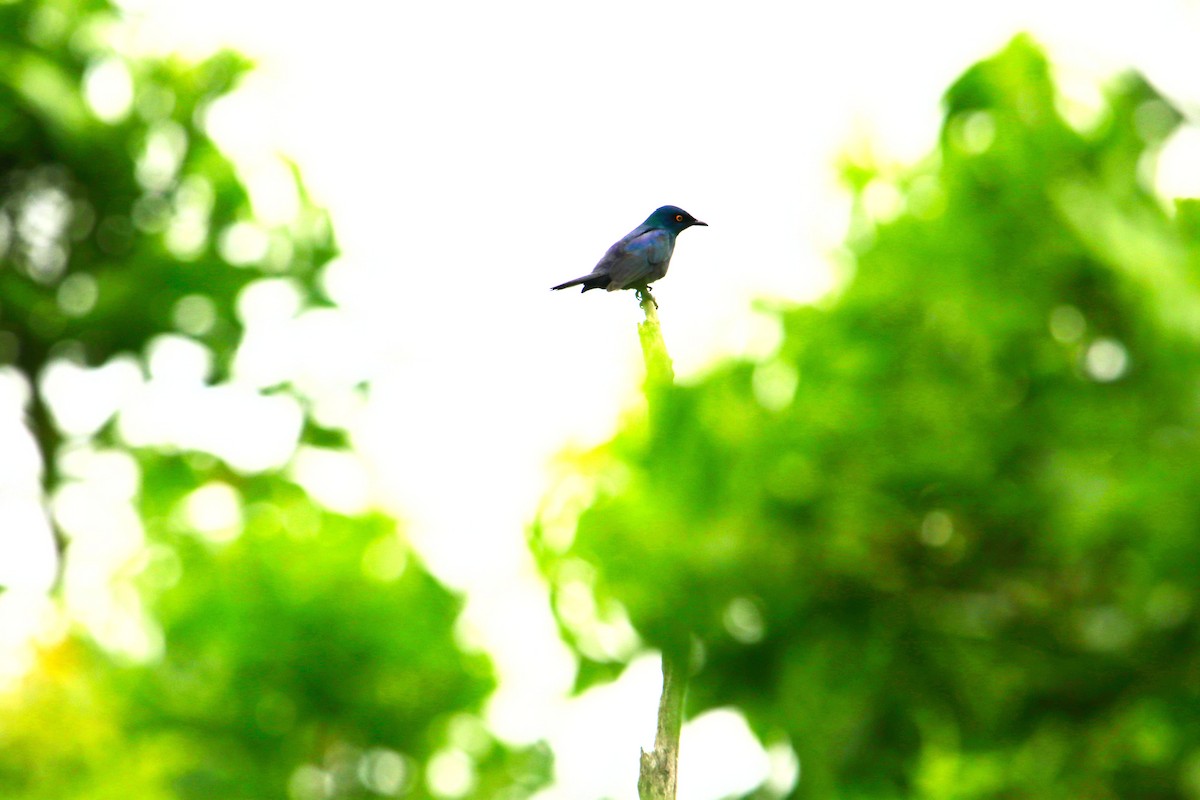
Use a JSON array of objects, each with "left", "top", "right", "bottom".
[
  {"left": 538, "top": 36, "right": 1200, "bottom": 799},
  {"left": 0, "top": 1, "right": 546, "bottom": 797}
]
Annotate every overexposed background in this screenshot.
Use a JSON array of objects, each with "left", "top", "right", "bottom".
[{"left": 7, "top": 1, "right": 1200, "bottom": 797}]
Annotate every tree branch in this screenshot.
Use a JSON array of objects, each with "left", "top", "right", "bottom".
[
  {"left": 634, "top": 291, "right": 686, "bottom": 800},
  {"left": 638, "top": 650, "right": 688, "bottom": 799},
  {"left": 637, "top": 291, "right": 674, "bottom": 389}
]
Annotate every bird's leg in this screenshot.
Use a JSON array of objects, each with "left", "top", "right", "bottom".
[{"left": 636, "top": 286, "right": 659, "bottom": 309}]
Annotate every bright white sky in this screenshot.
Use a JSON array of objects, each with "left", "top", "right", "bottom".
[{"left": 4, "top": 1, "right": 1200, "bottom": 798}]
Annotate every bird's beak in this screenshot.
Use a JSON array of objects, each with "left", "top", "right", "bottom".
[{"left": 693, "top": 220, "right": 708, "bottom": 227}]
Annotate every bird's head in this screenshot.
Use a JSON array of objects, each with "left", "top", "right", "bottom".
[{"left": 645, "top": 205, "right": 707, "bottom": 232}]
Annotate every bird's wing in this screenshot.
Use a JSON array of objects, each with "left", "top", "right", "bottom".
[{"left": 602, "top": 228, "right": 673, "bottom": 290}]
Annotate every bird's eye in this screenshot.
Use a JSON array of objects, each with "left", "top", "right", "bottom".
[{"left": 675, "top": 214, "right": 684, "bottom": 222}]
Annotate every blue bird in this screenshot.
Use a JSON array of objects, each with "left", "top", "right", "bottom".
[{"left": 551, "top": 205, "right": 706, "bottom": 304}]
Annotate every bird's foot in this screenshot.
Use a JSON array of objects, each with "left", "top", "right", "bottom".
[{"left": 635, "top": 287, "right": 659, "bottom": 309}]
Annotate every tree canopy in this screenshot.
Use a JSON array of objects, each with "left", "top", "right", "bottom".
[
  {"left": 537, "top": 35, "right": 1200, "bottom": 800},
  {"left": 0, "top": 1, "right": 547, "bottom": 797}
]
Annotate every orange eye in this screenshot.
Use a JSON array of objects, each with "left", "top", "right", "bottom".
[{"left": 675, "top": 214, "right": 684, "bottom": 222}]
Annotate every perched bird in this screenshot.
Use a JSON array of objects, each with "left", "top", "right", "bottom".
[{"left": 551, "top": 205, "right": 706, "bottom": 303}]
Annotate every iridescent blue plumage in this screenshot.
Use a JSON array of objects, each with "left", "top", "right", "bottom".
[{"left": 551, "top": 205, "right": 706, "bottom": 297}]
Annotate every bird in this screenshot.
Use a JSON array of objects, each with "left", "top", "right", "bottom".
[{"left": 551, "top": 205, "right": 706, "bottom": 305}]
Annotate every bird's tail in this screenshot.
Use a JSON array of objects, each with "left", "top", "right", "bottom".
[{"left": 551, "top": 274, "right": 606, "bottom": 292}]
